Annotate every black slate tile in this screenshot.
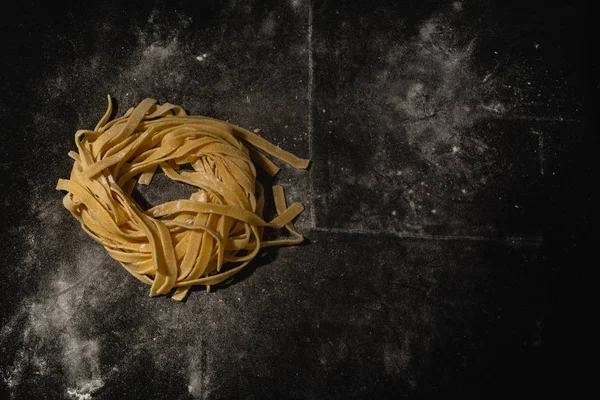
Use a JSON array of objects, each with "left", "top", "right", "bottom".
[
  {"left": 311, "top": 0, "right": 568, "bottom": 238},
  {"left": 0, "top": 229, "right": 549, "bottom": 397}
]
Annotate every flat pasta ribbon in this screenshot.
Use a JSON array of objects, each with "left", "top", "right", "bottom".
[{"left": 57, "top": 96, "right": 310, "bottom": 300}]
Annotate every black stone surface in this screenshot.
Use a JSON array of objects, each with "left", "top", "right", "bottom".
[{"left": 0, "top": 0, "right": 591, "bottom": 398}]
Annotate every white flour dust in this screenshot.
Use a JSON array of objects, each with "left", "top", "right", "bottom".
[
  {"left": 341, "top": 3, "right": 525, "bottom": 232},
  {"left": 1, "top": 245, "right": 107, "bottom": 397},
  {"left": 187, "top": 345, "right": 216, "bottom": 400},
  {"left": 381, "top": 15, "right": 505, "bottom": 148}
]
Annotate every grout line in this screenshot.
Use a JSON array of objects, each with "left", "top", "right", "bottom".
[
  {"left": 307, "top": 0, "right": 316, "bottom": 229},
  {"left": 489, "top": 115, "right": 580, "bottom": 123},
  {"left": 310, "top": 226, "right": 544, "bottom": 244},
  {"left": 538, "top": 134, "right": 545, "bottom": 176},
  {"left": 401, "top": 115, "right": 580, "bottom": 128},
  {"left": 532, "top": 129, "right": 545, "bottom": 176}
]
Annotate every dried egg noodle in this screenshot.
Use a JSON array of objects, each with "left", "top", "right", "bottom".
[{"left": 57, "top": 96, "right": 309, "bottom": 300}]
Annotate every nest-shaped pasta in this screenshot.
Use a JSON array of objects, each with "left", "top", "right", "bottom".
[{"left": 57, "top": 96, "right": 309, "bottom": 300}]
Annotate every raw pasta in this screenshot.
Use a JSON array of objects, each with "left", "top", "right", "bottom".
[{"left": 56, "top": 96, "right": 309, "bottom": 300}]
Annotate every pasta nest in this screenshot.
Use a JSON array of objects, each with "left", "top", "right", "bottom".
[{"left": 57, "top": 96, "right": 309, "bottom": 300}]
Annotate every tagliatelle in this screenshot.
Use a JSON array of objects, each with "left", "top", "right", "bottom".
[{"left": 57, "top": 96, "right": 309, "bottom": 300}]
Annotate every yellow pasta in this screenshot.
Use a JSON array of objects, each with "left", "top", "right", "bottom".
[{"left": 57, "top": 96, "right": 310, "bottom": 300}]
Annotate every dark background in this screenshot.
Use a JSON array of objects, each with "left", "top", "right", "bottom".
[{"left": 0, "top": 0, "right": 592, "bottom": 398}]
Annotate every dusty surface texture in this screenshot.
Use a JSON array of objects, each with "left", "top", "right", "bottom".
[{"left": 0, "top": 0, "right": 591, "bottom": 398}]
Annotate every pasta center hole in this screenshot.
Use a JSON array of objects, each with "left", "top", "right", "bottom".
[{"left": 129, "top": 165, "right": 198, "bottom": 210}]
